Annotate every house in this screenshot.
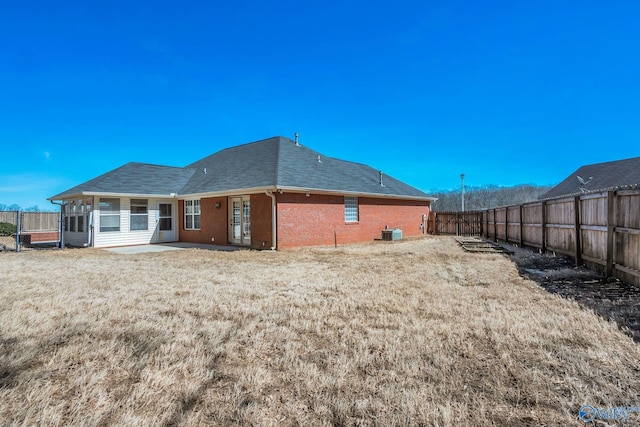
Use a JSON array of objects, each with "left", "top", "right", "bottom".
[
  {"left": 540, "top": 156, "right": 640, "bottom": 200},
  {"left": 49, "top": 136, "right": 435, "bottom": 249}
]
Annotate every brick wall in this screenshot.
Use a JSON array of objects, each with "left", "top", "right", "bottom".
[
  {"left": 250, "top": 193, "right": 273, "bottom": 249},
  {"left": 276, "top": 193, "right": 430, "bottom": 249},
  {"left": 179, "top": 197, "right": 228, "bottom": 244},
  {"left": 178, "top": 195, "right": 273, "bottom": 249},
  {"left": 24, "top": 231, "right": 59, "bottom": 243},
  {"left": 178, "top": 193, "right": 430, "bottom": 249}
]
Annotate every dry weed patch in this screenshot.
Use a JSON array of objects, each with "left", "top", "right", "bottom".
[{"left": 1, "top": 237, "right": 639, "bottom": 426}]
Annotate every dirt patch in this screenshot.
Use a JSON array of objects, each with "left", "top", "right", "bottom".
[{"left": 501, "top": 242, "right": 640, "bottom": 343}]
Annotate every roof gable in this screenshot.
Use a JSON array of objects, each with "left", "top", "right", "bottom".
[{"left": 541, "top": 157, "right": 640, "bottom": 199}]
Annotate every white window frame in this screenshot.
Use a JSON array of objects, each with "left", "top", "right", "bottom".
[
  {"left": 77, "top": 214, "right": 85, "bottom": 233},
  {"left": 67, "top": 203, "right": 76, "bottom": 232},
  {"left": 130, "top": 199, "right": 149, "bottom": 231},
  {"left": 344, "top": 196, "right": 359, "bottom": 222},
  {"left": 63, "top": 203, "right": 71, "bottom": 231},
  {"left": 99, "top": 198, "right": 121, "bottom": 232},
  {"left": 184, "top": 199, "right": 201, "bottom": 230},
  {"left": 64, "top": 200, "right": 90, "bottom": 233}
]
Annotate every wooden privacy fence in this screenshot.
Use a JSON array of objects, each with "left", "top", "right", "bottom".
[
  {"left": 483, "top": 189, "right": 640, "bottom": 286},
  {"left": 20, "top": 212, "right": 59, "bottom": 232},
  {"left": 429, "top": 211, "right": 483, "bottom": 236}
]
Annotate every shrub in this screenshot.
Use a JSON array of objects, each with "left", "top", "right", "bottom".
[{"left": 0, "top": 222, "right": 17, "bottom": 236}]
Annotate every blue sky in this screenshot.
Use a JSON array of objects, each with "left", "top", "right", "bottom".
[{"left": 1, "top": 1, "right": 639, "bottom": 210}]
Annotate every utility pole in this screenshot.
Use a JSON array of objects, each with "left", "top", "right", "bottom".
[{"left": 460, "top": 173, "right": 465, "bottom": 212}]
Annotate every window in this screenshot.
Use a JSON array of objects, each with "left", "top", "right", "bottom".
[
  {"left": 185, "top": 200, "right": 201, "bottom": 230},
  {"left": 63, "top": 200, "right": 90, "bottom": 233},
  {"left": 159, "top": 203, "right": 172, "bottom": 231},
  {"left": 99, "top": 198, "right": 120, "bottom": 232},
  {"left": 242, "top": 199, "right": 251, "bottom": 238},
  {"left": 69, "top": 203, "right": 77, "bottom": 231},
  {"left": 130, "top": 199, "right": 148, "bottom": 231},
  {"left": 344, "top": 196, "right": 358, "bottom": 222}
]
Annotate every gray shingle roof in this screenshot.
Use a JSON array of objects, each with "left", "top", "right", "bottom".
[
  {"left": 49, "top": 163, "right": 196, "bottom": 199},
  {"left": 50, "top": 136, "right": 432, "bottom": 200},
  {"left": 181, "top": 137, "right": 280, "bottom": 194},
  {"left": 540, "top": 157, "right": 640, "bottom": 199},
  {"left": 182, "top": 136, "right": 431, "bottom": 198}
]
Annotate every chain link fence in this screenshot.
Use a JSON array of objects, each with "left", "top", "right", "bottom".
[
  {"left": 0, "top": 211, "right": 18, "bottom": 251},
  {"left": 0, "top": 211, "right": 60, "bottom": 252}
]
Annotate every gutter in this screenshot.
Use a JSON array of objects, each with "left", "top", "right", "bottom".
[
  {"left": 265, "top": 191, "right": 277, "bottom": 250},
  {"left": 273, "top": 186, "right": 437, "bottom": 202},
  {"left": 49, "top": 191, "right": 178, "bottom": 200}
]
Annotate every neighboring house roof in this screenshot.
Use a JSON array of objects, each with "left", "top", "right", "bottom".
[
  {"left": 540, "top": 156, "right": 640, "bottom": 200},
  {"left": 50, "top": 136, "right": 433, "bottom": 200},
  {"left": 50, "top": 163, "right": 196, "bottom": 199}
]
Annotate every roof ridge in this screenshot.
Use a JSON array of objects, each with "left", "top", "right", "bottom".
[
  {"left": 127, "top": 161, "right": 186, "bottom": 169},
  {"left": 583, "top": 156, "right": 640, "bottom": 168}
]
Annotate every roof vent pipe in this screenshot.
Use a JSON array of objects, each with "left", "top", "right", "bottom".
[
  {"left": 204, "top": 168, "right": 207, "bottom": 174},
  {"left": 318, "top": 155, "right": 322, "bottom": 163},
  {"left": 379, "top": 171, "right": 384, "bottom": 187},
  {"left": 295, "top": 132, "right": 300, "bottom": 146}
]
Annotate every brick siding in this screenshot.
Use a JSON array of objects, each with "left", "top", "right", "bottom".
[
  {"left": 178, "top": 193, "right": 430, "bottom": 250},
  {"left": 249, "top": 193, "right": 273, "bottom": 249},
  {"left": 179, "top": 194, "right": 273, "bottom": 249},
  {"left": 276, "top": 193, "right": 430, "bottom": 249},
  {"left": 179, "top": 197, "right": 227, "bottom": 245},
  {"left": 23, "top": 231, "right": 59, "bottom": 243}
]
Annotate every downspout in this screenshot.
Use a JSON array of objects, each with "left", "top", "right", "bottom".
[
  {"left": 265, "top": 191, "right": 277, "bottom": 250},
  {"left": 50, "top": 200, "right": 66, "bottom": 249},
  {"left": 87, "top": 208, "right": 93, "bottom": 247}
]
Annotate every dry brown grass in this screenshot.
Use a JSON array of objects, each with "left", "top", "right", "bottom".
[{"left": 1, "top": 236, "right": 639, "bottom": 426}]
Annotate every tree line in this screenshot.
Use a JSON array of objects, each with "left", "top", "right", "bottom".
[
  {"left": 0, "top": 204, "right": 49, "bottom": 212},
  {"left": 430, "top": 184, "right": 554, "bottom": 212}
]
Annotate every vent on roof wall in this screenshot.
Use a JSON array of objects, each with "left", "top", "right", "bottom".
[
  {"left": 295, "top": 132, "right": 300, "bottom": 146},
  {"left": 577, "top": 175, "right": 593, "bottom": 193},
  {"left": 379, "top": 171, "right": 384, "bottom": 187}
]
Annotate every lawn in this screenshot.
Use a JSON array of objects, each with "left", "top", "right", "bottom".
[{"left": 1, "top": 237, "right": 639, "bottom": 426}]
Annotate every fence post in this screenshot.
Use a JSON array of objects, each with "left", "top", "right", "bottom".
[
  {"left": 15, "top": 211, "right": 21, "bottom": 253},
  {"left": 541, "top": 201, "right": 547, "bottom": 254},
  {"left": 504, "top": 207, "right": 509, "bottom": 244},
  {"left": 484, "top": 210, "right": 488, "bottom": 238},
  {"left": 574, "top": 196, "right": 582, "bottom": 266},
  {"left": 606, "top": 191, "right": 615, "bottom": 277},
  {"left": 493, "top": 209, "right": 497, "bottom": 242},
  {"left": 519, "top": 205, "right": 524, "bottom": 248}
]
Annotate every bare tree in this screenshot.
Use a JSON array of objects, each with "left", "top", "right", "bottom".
[
  {"left": 0, "top": 204, "right": 44, "bottom": 212},
  {"left": 431, "top": 184, "right": 553, "bottom": 212},
  {"left": 0, "top": 204, "right": 21, "bottom": 211}
]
